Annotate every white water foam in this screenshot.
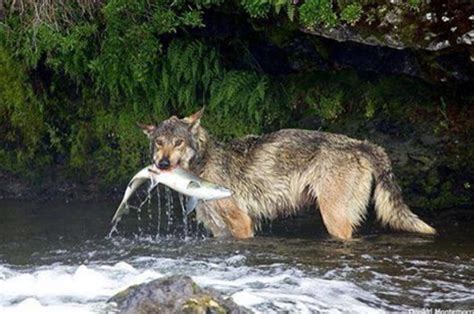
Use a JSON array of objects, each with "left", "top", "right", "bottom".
[{"left": 0, "top": 256, "right": 387, "bottom": 314}]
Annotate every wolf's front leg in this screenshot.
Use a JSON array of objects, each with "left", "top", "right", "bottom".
[
  {"left": 196, "top": 199, "right": 254, "bottom": 239},
  {"left": 218, "top": 199, "right": 254, "bottom": 239},
  {"left": 195, "top": 204, "right": 232, "bottom": 237}
]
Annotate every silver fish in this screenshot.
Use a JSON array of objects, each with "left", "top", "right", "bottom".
[{"left": 111, "top": 166, "right": 232, "bottom": 224}]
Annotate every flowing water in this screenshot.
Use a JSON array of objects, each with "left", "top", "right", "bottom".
[{"left": 0, "top": 196, "right": 473, "bottom": 313}]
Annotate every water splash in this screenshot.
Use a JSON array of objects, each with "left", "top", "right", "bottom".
[
  {"left": 108, "top": 219, "right": 120, "bottom": 238},
  {"left": 0, "top": 257, "right": 395, "bottom": 313},
  {"left": 165, "top": 187, "right": 173, "bottom": 235},
  {"left": 156, "top": 185, "right": 162, "bottom": 237},
  {"left": 109, "top": 179, "right": 195, "bottom": 239},
  {"left": 178, "top": 194, "right": 188, "bottom": 238}
]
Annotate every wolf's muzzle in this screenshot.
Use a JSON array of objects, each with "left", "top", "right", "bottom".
[{"left": 157, "top": 157, "right": 171, "bottom": 170}]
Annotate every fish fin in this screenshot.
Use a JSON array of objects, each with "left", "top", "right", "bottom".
[
  {"left": 112, "top": 165, "right": 154, "bottom": 225},
  {"left": 185, "top": 197, "right": 199, "bottom": 215},
  {"left": 187, "top": 181, "right": 201, "bottom": 189},
  {"left": 111, "top": 216, "right": 121, "bottom": 225},
  {"left": 148, "top": 177, "right": 159, "bottom": 192}
]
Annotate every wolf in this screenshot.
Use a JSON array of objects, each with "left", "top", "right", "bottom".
[{"left": 138, "top": 108, "right": 436, "bottom": 240}]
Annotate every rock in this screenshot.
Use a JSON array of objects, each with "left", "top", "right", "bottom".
[
  {"left": 283, "top": 37, "right": 330, "bottom": 72},
  {"left": 299, "top": 1, "right": 474, "bottom": 83},
  {"left": 301, "top": 2, "right": 473, "bottom": 52},
  {"left": 249, "top": 40, "right": 292, "bottom": 75},
  {"left": 108, "top": 275, "right": 250, "bottom": 314},
  {"left": 329, "top": 42, "right": 422, "bottom": 78}
]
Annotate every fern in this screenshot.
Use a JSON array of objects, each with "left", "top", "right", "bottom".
[
  {"left": 240, "top": 0, "right": 297, "bottom": 21},
  {"left": 157, "top": 40, "right": 222, "bottom": 114},
  {"left": 0, "top": 46, "right": 44, "bottom": 165}
]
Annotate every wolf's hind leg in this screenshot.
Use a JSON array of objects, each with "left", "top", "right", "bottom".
[
  {"left": 317, "top": 195, "right": 354, "bottom": 240},
  {"left": 313, "top": 166, "right": 373, "bottom": 240}
]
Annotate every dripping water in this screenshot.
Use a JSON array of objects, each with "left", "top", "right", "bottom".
[
  {"left": 108, "top": 176, "right": 203, "bottom": 239},
  {"left": 155, "top": 185, "right": 161, "bottom": 237},
  {"left": 165, "top": 187, "right": 173, "bottom": 235},
  {"left": 178, "top": 194, "right": 188, "bottom": 238}
]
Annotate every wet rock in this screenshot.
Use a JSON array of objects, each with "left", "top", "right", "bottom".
[
  {"left": 249, "top": 40, "right": 292, "bottom": 75},
  {"left": 434, "top": 52, "right": 474, "bottom": 82},
  {"left": 192, "top": 11, "right": 253, "bottom": 39},
  {"left": 108, "top": 275, "right": 250, "bottom": 314},
  {"left": 374, "top": 118, "right": 415, "bottom": 139},
  {"left": 330, "top": 42, "right": 421, "bottom": 78},
  {"left": 283, "top": 37, "right": 330, "bottom": 72}
]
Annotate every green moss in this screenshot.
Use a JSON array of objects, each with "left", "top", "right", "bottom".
[
  {"left": 0, "top": 46, "right": 46, "bottom": 176},
  {"left": 309, "top": 37, "right": 331, "bottom": 60},
  {"left": 303, "top": 90, "right": 344, "bottom": 121},
  {"left": 423, "top": 169, "right": 440, "bottom": 195},
  {"left": 191, "top": 282, "right": 200, "bottom": 294},
  {"left": 110, "top": 284, "right": 139, "bottom": 301},
  {"left": 427, "top": 181, "right": 469, "bottom": 209},
  {"left": 182, "top": 296, "right": 226, "bottom": 314},
  {"left": 407, "top": 0, "right": 422, "bottom": 10},
  {"left": 299, "top": 0, "right": 338, "bottom": 28},
  {"left": 340, "top": 3, "right": 362, "bottom": 25},
  {"left": 266, "top": 21, "right": 299, "bottom": 47}
]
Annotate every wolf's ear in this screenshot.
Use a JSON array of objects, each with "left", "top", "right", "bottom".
[
  {"left": 183, "top": 107, "right": 205, "bottom": 133},
  {"left": 137, "top": 122, "right": 156, "bottom": 138}
]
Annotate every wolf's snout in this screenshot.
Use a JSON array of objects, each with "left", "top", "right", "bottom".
[{"left": 157, "top": 157, "right": 171, "bottom": 170}]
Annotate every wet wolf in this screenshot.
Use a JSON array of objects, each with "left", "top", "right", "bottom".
[{"left": 138, "top": 108, "right": 436, "bottom": 240}]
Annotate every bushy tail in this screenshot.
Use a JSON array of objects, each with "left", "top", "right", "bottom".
[{"left": 371, "top": 151, "right": 436, "bottom": 235}]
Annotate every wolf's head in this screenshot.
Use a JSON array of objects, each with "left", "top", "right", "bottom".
[{"left": 138, "top": 108, "right": 205, "bottom": 171}]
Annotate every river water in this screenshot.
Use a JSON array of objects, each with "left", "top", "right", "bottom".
[{"left": 0, "top": 199, "right": 473, "bottom": 313}]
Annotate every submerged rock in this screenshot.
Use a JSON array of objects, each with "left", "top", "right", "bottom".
[{"left": 108, "top": 275, "right": 250, "bottom": 314}]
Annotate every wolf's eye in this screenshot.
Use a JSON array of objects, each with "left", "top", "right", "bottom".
[
  {"left": 174, "top": 139, "right": 184, "bottom": 147},
  {"left": 155, "top": 140, "right": 164, "bottom": 147}
]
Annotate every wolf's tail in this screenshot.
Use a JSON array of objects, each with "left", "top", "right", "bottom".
[{"left": 370, "top": 147, "right": 436, "bottom": 235}]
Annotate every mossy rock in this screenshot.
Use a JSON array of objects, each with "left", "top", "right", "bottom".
[
  {"left": 183, "top": 296, "right": 227, "bottom": 314},
  {"left": 108, "top": 274, "right": 250, "bottom": 314}
]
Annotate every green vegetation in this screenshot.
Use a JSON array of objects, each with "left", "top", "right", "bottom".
[
  {"left": 340, "top": 3, "right": 362, "bottom": 25},
  {"left": 299, "top": 0, "right": 338, "bottom": 28},
  {"left": 0, "top": 47, "right": 46, "bottom": 175},
  {"left": 0, "top": 0, "right": 472, "bottom": 209}
]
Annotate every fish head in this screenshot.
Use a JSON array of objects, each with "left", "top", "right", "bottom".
[{"left": 137, "top": 108, "right": 205, "bottom": 171}]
